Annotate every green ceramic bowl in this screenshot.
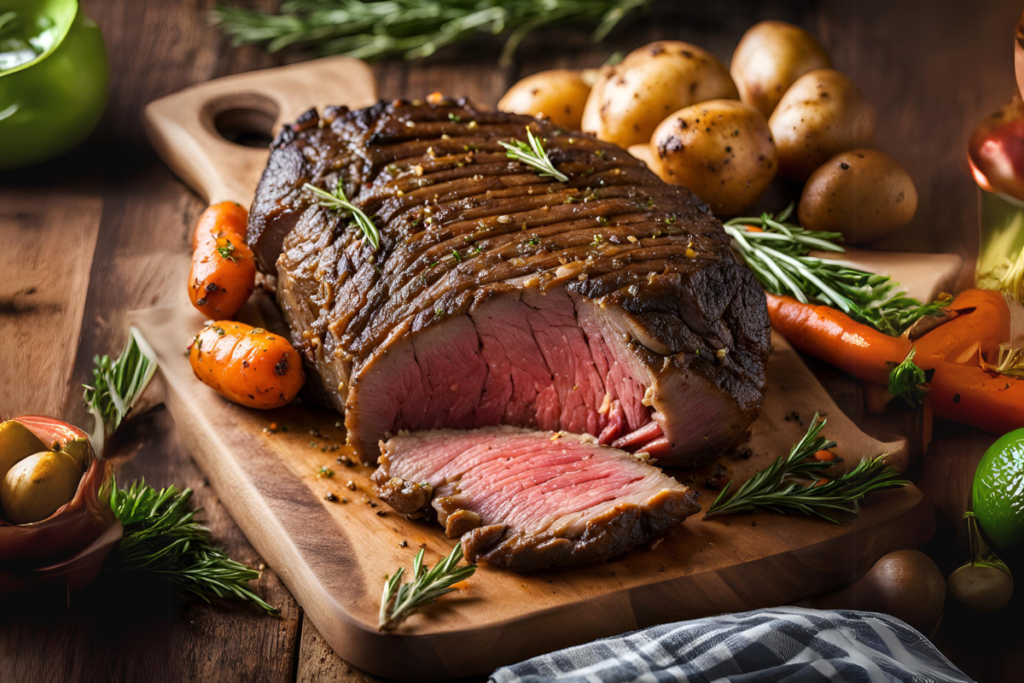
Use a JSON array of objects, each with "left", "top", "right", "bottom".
[{"left": 0, "top": 0, "right": 108, "bottom": 170}]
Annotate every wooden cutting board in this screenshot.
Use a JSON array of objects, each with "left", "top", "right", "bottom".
[{"left": 142, "top": 59, "right": 935, "bottom": 680}]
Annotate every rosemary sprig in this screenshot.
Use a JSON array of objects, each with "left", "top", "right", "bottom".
[
  {"left": 304, "top": 179, "right": 381, "bottom": 250},
  {"left": 888, "top": 348, "right": 929, "bottom": 408},
  {"left": 724, "top": 205, "right": 947, "bottom": 336},
  {"left": 500, "top": 127, "right": 569, "bottom": 183},
  {"left": 211, "top": 0, "right": 649, "bottom": 67},
  {"left": 106, "top": 479, "right": 278, "bottom": 614},
  {"left": 379, "top": 544, "right": 476, "bottom": 631},
  {"left": 705, "top": 414, "right": 910, "bottom": 523},
  {"left": 83, "top": 327, "right": 158, "bottom": 455}
]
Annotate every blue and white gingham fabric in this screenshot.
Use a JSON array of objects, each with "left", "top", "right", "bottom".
[{"left": 489, "top": 607, "right": 972, "bottom": 683}]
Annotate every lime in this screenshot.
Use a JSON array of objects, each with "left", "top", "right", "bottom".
[{"left": 974, "top": 428, "right": 1024, "bottom": 558}]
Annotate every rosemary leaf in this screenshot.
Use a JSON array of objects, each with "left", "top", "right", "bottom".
[
  {"left": 724, "top": 205, "right": 948, "bottom": 336},
  {"left": 106, "top": 478, "right": 278, "bottom": 614},
  {"left": 82, "top": 327, "right": 158, "bottom": 455},
  {"left": 888, "top": 348, "right": 929, "bottom": 408},
  {"left": 211, "top": 0, "right": 649, "bottom": 67},
  {"left": 379, "top": 544, "right": 476, "bottom": 631},
  {"left": 305, "top": 180, "right": 381, "bottom": 250},
  {"left": 705, "top": 414, "right": 910, "bottom": 523},
  {"left": 500, "top": 126, "right": 569, "bottom": 182}
]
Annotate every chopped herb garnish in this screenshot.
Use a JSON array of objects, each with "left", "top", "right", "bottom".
[
  {"left": 452, "top": 249, "right": 462, "bottom": 262},
  {"left": 888, "top": 348, "right": 929, "bottom": 408},
  {"left": 217, "top": 240, "right": 238, "bottom": 262}
]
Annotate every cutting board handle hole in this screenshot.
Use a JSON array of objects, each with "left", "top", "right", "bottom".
[{"left": 207, "top": 94, "right": 280, "bottom": 149}]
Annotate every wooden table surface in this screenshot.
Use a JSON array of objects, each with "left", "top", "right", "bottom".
[{"left": 2, "top": 1, "right": 1024, "bottom": 681}]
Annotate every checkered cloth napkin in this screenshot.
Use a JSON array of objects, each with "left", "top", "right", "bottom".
[{"left": 489, "top": 607, "right": 972, "bottom": 683}]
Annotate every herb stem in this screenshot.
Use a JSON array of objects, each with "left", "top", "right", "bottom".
[
  {"left": 211, "top": 1, "right": 649, "bottom": 67},
  {"left": 305, "top": 180, "right": 381, "bottom": 250},
  {"left": 724, "top": 206, "right": 948, "bottom": 336},
  {"left": 379, "top": 544, "right": 476, "bottom": 631},
  {"left": 500, "top": 126, "right": 569, "bottom": 182},
  {"left": 705, "top": 413, "right": 910, "bottom": 523}
]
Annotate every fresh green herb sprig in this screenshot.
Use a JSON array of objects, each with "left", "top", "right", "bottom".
[
  {"left": 305, "top": 179, "right": 381, "bottom": 250},
  {"left": 211, "top": 0, "right": 649, "bottom": 67},
  {"left": 888, "top": 348, "right": 929, "bottom": 408},
  {"left": 107, "top": 479, "right": 278, "bottom": 614},
  {"left": 500, "top": 127, "right": 569, "bottom": 183},
  {"left": 724, "top": 205, "right": 947, "bottom": 336},
  {"left": 705, "top": 414, "right": 909, "bottom": 523},
  {"left": 379, "top": 544, "right": 475, "bottom": 631},
  {"left": 83, "top": 327, "right": 158, "bottom": 455}
]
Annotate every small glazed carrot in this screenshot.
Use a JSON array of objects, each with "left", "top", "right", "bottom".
[
  {"left": 929, "top": 360, "right": 1024, "bottom": 435},
  {"left": 912, "top": 289, "right": 1010, "bottom": 368},
  {"left": 767, "top": 294, "right": 911, "bottom": 385},
  {"left": 188, "top": 202, "right": 256, "bottom": 319},
  {"left": 188, "top": 321, "right": 304, "bottom": 410}
]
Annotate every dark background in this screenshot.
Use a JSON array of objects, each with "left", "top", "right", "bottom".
[{"left": 1, "top": 0, "right": 1022, "bottom": 681}]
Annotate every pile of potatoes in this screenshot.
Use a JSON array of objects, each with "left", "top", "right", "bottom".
[{"left": 497, "top": 21, "right": 918, "bottom": 244}]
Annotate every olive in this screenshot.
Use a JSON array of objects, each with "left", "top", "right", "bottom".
[
  {"left": 1, "top": 450, "right": 83, "bottom": 524},
  {"left": 0, "top": 419, "right": 47, "bottom": 482}
]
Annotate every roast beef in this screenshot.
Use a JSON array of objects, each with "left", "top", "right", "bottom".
[
  {"left": 249, "top": 97, "right": 770, "bottom": 466},
  {"left": 372, "top": 427, "right": 701, "bottom": 571}
]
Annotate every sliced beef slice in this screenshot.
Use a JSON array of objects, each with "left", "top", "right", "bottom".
[
  {"left": 372, "top": 427, "right": 701, "bottom": 571},
  {"left": 252, "top": 98, "right": 771, "bottom": 466}
]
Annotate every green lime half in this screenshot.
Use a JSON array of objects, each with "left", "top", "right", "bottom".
[{"left": 974, "top": 428, "right": 1024, "bottom": 558}]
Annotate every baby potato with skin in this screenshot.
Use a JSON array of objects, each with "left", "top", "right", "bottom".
[
  {"left": 582, "top": 41, "right": 739, "bottom": 148},
  {"left": 650, "top": 100, "right": 777, "bottom": 216},
  {"left": 799, "top": 149, "right": 918, "bottom": 244},
  {"left": 730, "top": 20, "right": 832, "bottom": 117},
  {"left": 769, "top": 68, "right": 875, "bottom": 180},
  {"left": 498, "top": 69, "right": 592, "bottom": 130}
]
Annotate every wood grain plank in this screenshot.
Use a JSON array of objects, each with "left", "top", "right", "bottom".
[
  {"left": 0, "top": 1, "right": 307, "bottom": 683},
  {"left": 0, "top": 190, "right": 101, "bottom": 419}
]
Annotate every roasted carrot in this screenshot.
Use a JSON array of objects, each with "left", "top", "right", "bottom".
[
  {"left": 929, "top": 360, "right": 1024, "bottom": 434},
  {"left": 912, "top": 289, "right": 1010, "bottom": 368},
  {"left": 188, "top": 322, "right": 304, "bottom": 410},
  {"left": 188, "top": 202, "right": 256, "bottom": 319},
  {"left": 767, "top": 294, "right": 911, "bottom": 385}
]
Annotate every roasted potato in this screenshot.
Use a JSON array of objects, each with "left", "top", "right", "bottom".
[
  {"left": 582, "top": 41, "right": 738, "bottom": 148},
  {"left": 498, "top": 69, "right": 592, "bottom": 130},
  {"left": 769, "top": 69, "right": 875, "bottom": 180},
  {"left": 798, "top": 149, "right": 918, "bottom": 243},
  {"left": 730, "top": 20, "right": 832, "bottom": 117},
  {"left": 650, "top": 100, "right": 777, "bottom": 216}
]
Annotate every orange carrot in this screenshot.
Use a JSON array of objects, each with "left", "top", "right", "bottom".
[
  {"left": 766, "top": 294, "right": 911, "bottom": 385},
  {"left": 188, "top": 321, "right": 304, "bottom": 410},
  {"left": 929, "top": 360, "right": 1024, "bottom": 434},
  {"left": 188, "top": 202, "right": 256, "bottom": 319},
  {"left": 912, "top": 289, "right": 1010, "bottom": 368}
]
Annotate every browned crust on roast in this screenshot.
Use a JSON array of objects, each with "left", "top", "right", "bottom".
[
  {"left": 252, "top": 97, "right": 771, "bottom": 465},
  {"left": 460, "top": 488, "right": 700, "bottom": 571}
]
